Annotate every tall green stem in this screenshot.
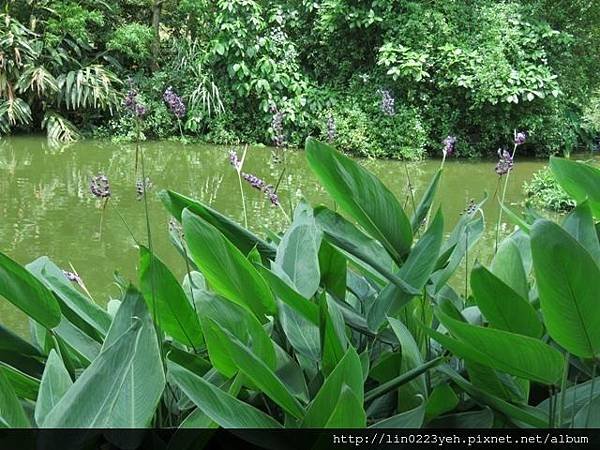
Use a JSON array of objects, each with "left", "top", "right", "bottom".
[
  {"left": 494, "top": 142, "right": 518, "bottom": 254},
  {"left": 557, "top": 352, "right": 570, "bottom": 427}
]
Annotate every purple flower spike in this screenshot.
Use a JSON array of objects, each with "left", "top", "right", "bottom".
[
  {"left": 123, "top": 88, "right": 147, "bottom": 118},
  {"left": 229, "top": 150, "right": 241, "bottom": 170},
  {"left": 90, "top": 174, "right": 111, "bottom": 198},
  {"left": 327, "top": 114, "right": 336, "bottom": 143},
  {"left": 136, "top": 177, "right": 152, "bottom": 201},
  {"left": 378, "top": 89, "right": 395, "bottom": 116},
  {"left": 63, "top": 270, "right": 82, "bottom": 285},
  {"left": 514, "top": 131, "right": 527, "bottom": 146},
  {"left": 242, "top": 172, "right": 266, "bottom": 190},
  {"left": 270, "top": 104, "right": 285, "bottom": 148},
  {"left": 163, "top": 86, "right": 186, "bottom": 119},
  {"left": 443, "top": 136, "right": 457, "bottom": 157},
  {"left": 241, "top": 172, "right": 280, "bottom": 206},
  {"left": 495, "top": 149, "right": 514, "bottom": 176}
]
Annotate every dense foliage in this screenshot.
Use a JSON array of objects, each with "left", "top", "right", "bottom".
[
  {"left": 1, "top": 138, "right": 600, "bottom": 432},
  {"left": 523, "top": 166, "right": 576, "bottom": 213},
  {"left": 1, "top": 0, "right": 600, "bottom": 158}
]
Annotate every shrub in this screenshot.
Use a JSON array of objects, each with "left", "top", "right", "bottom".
[{"left": 523, "top": 166, "right": 576, "bottom": 212}]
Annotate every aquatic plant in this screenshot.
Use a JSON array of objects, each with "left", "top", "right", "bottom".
[
  {"left": 1, "top": 140, "right": 599, "bottom": 434},
  {"left": 494, "top": 130, "right": 526, "bottom": 252},
  {"left": 135, "top": 177, "right": 152, "bottom": 201}
]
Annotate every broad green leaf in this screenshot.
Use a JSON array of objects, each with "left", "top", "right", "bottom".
[
  {"left": 428, "top": 407, "right": 494, "bottom": 428},
  {"left": 257, "top": 264, "right": 319, "bottom": 325},
  {"left": 100, "top": 286, "right": 165, "bottom": 427},
  {"left": 52, "top": 317, "right": 101, "bottom": 364},
  {"left": 370, "top": 397, "right": 425, "bottom": 428},
  {"left": 278, "top": 301, "right": 320, "bottom": 361},
  {"left": 0, "top": 362, "right": 40, "bottom": 400},
  {"left": 550, "top": 156, "right": 600, "bottom": 218},
  {"left": 208, "top": 320, "right": 305, "bottom": 419},
  {"left": 324, "top": 385, "right": 366, "bottom": 428},
  {"left": 139, "top": 246, "right": 203, "bottom": 349},
  {"left": 439, "top": 366, "right": 548, "bottom": 427},
  {"left": 0, "top": 251, "right": 61, "bottom": 329},
  {"left": 197, "top": 291, "right": 275, "bottom": 377},
  {"left": 562, "top": 202, "right": 600, "bottom": 266},
  {"left": 302, "top": 347, "right": 363, "bottom": 428},
  {"left": 433, "top": 308, "right": 563, "bottom": 385},
  {"left": 168, "top": 361, "right": 282, "bottom": 428},
  {"left": 0, "top": 324, "right": 44, "bottom": 378},
  {"left": 425, "top": 385, "right": 458, "bottom": 423},
  {"left": 0, "top": 369, "right": 30, "bottom": 428},
  {"left": 306, "top": 138, "right": 412, "bottom": 260},
  {"left": 491, "top": 240, "right": 529, "bottom": 300},
  {"left": 26, "top": 257, "right": 111, "bottom": 336},
  {"left": 34, "top": 350, "right": 72, "bottom": 426},
  {"left": 538, "top": 377, "right": 600, "bottom": 425},
  {"left": 166, "top": 344, "right": 211, "bottom": 378},
  {"left": 470, "top": 265, "right": 542, "bottom": 338},
  {"left": 573, "top": 396, "right": 600, "bottom": 428},
  {"left": 42, "top": 322, "right": 146, "bottom": 427},
  {"left": 275, "top": 213, "right": 321, "bottom": 298},
  {"left": 411, "top": 168, "right": 442, "bottom": 232},
  {"left": 183, "top": 209, "right": 276, "bottom": 319},
  {"left": 315, "top": 207, "right": 418, "bottom": 295},
  {"left": 388, "top": 318, "right": 426, "bottom": 409},
  {"left": 160, "top": 190, "right": 275, "bottom": 259},
  {"left": 531, "top": 220, "right": 600, "bottom": 358},
  {"left": 320, "top": 294, "right": 348, "bottom": 375},
  {"left": 318, "top": 240, "right": 347, "bottom": 299},
  {"left": 368, "top": 210, "right": 443, "bottom": 329}
]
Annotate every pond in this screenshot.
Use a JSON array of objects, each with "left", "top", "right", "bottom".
[{"left": 0, "top": 136, "right": 554, "bottom": 336}]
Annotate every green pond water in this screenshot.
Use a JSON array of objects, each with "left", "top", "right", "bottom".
[{"left": 0, "top": 136, "right": 554, "bottom": 336}]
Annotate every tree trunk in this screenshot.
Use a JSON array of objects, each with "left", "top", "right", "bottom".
[{"left": 151, "top": 0, "right": 164, "bottom": 71}]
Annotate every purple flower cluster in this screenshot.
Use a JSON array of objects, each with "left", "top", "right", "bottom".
[
  {"left": 443, "top": 136, "right": 457, "bottom": 156},
  {"left": 327, "top": 114, "right": 336, "bottom": 143},
  {"left": 514, "top": 131, "right": 527, "bottom": 146},
  {"left": 136, "top": 177, "right": 152, "bottom": 201},
  {"left": 123, "top": 88, "right": 147, "bottom": 118},
  {"left": 90, "top": 174, "right": 111, "bottom": 198},
  {"left": 163, "top": 86, "right": 186, "bottom": 119},
  {"left": 378, "top": 89, "right": 395, "bottom": 116},
  {"left": 229, "top": 150, "right": 241, "bottom": 171},
  {"left": 270, "top": 104, "right": 285, "bottom": 147},
  {"left": 63, "top": 270, "right": 82, "bottom": 285},
  {"left": 242, "top": 172, "right": 280, "bottom": 206},
  {"left": 495, "top": 149, "right": 514, "bottom": 176},
  {"left": 461, "top": 199, "right": 477, "bottom": 216}
]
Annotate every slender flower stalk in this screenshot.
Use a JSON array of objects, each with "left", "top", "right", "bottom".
[
  {"left": 441, "top": 136, "right": 456, "bottom": 170},
  {"left": 495, "top": 130, "right": 526, "bottom": 253},
  {"left": 90, "top": 173, "right": 111, "bottom": 239},
  {"left": 230, "top": 147, "right": 249, "bottom": 228}
]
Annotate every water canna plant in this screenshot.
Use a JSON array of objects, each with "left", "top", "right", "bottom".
[{"left": 0, "top": 139, "right": 599, "bottom": 431}]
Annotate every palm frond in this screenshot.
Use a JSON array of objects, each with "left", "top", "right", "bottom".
[
  {"left": 57, "top": 65, "right": 122, "bottom": 113},
  {"left": 0, "top": 97, "right": 32, "bottom": 127},
  {"left": 42, "top": 112, "right": 81, "bottom": 142},
  {"left": 16, "top": 65, "right": 59, "bottom": 96}
]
